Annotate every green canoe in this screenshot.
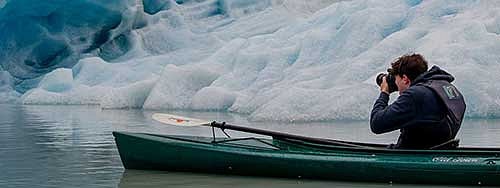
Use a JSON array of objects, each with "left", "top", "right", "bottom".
[{"left": 113, "top": 131, "right": 500, "bottom": 186}]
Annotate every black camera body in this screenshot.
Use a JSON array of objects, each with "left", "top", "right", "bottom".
[{"left": 376, "top": 73, "right": 398, "bottom": 93}]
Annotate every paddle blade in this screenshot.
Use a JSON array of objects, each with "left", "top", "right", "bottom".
[{"left": 152, "top": 113, "right": 211, "bottom": 126}]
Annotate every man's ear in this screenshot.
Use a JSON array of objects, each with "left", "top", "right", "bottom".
[{"left": 402, "top": 75, "right": 411, "bottom": 84}]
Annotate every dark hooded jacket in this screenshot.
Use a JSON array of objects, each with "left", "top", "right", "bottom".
[{"left": 370, "top": 66, "right": 464, "bottom": 149}]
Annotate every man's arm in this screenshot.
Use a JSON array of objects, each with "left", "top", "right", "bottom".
[{"left": 370, "top": 91, "right": 417, "bottom": 134}]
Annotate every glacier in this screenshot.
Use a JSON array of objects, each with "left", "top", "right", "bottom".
[{"left": 2, "top": 0, "right": 500, "bottom": 121}]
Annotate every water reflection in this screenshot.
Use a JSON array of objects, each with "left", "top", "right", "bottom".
[
  {"left": 118, "top": 170, "right": 466, "bottom": 188},
  {"left": 0, "top": 105, "right": 124, "bottom": 188}
]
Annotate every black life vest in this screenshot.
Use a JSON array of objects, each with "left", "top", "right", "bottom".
[{"left": 420, "top": 80, "right": 466, "bottom": 138}]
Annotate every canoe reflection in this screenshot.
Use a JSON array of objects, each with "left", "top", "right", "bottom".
[{"left": 118, "top": 170, "right": 464, "bottom": 188}]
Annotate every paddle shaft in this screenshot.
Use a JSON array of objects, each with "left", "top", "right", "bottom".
[{"left": 210, "top": 122, "right": 366, "bottom": 148}]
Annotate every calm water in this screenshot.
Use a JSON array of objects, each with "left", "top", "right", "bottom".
[{"left": 1, "top": 104, "right": 500, "bottom": 188}]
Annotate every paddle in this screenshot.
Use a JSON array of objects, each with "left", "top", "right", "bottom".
[
  {"left": 152, "top": 113, "right": 212, "bottom": 127},
  {"left": 152, "top": 113, "right": 370, "bottom": 148}
]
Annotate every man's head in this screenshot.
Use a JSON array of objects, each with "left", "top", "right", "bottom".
[{"left": 388, "top": 54, "right": 428, "bottom": 93}]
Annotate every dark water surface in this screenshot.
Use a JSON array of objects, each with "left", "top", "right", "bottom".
[{"left": 1, "top": 104, "right": 499, "bottom": 188}]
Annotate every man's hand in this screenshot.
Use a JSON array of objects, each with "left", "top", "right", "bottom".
[{"left": 380, "top": 76, "right": 390, "bottom": 94}]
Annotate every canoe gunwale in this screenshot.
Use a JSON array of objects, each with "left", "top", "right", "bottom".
[
  {"left": 275, "top": 137, "right": 500, "bottom": 155},
  {"left": 146, "top": 133, "right": 282, "bottom": 150},
  {"left": 115, "top": 131, "right": 500, "bottom": 155}
]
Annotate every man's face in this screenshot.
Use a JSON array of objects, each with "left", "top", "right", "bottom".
[{"left": 395, "top": 75, "right": 411, "bottom": 94}]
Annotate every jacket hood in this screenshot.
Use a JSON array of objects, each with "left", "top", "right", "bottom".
[{"left": 411, "top": 65, "right": 454, "bottom": 86}]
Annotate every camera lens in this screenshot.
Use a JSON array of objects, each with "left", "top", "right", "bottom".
[
  {"left": 375, "top": 73, "right": 398, "bottom": 93},
  {"left": 376, "top": 73, "right": 387, "bottom": 86}
]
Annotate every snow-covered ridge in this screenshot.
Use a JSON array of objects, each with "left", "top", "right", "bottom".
[{"left": 3, "top": 0, "right": 500, "bottom": 121}]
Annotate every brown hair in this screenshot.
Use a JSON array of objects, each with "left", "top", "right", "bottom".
[{"left": 389, "top": 53, "right": 428, "bottom": 81}]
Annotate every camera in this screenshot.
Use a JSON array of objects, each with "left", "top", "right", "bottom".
[{"left": 376, "top": 73, "right": 398, "bottom": 93}]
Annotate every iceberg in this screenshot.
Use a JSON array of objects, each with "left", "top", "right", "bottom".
[
  {"left": 0, "top": 67, "right": 21, "bottom": 103},
  {"left": 1, "top": 0, "right": 499, "bottom": 121}
]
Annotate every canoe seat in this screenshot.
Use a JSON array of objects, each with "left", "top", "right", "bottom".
[{"left": 429, "top": 139, "right": 460, "bottom": 150}]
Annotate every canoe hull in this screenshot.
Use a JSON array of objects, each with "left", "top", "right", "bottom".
[{"left": 113, "top": 131, "right": 500, "bottom": 185}]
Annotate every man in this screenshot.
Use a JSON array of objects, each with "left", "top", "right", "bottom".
[{"left": 370, "top": 54, "right": 466, "bottom": 149}]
